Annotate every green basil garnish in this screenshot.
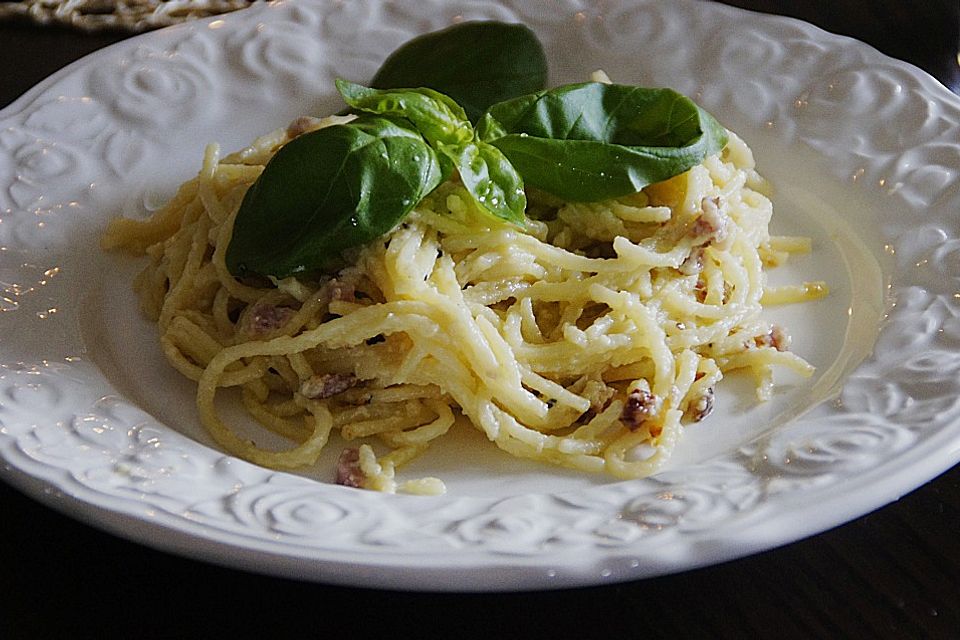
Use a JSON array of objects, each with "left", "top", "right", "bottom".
[
  {"left": 444, "top": 140, "right": 526, "bottom": 224},
  {"left": 477, "top": 82, "right": 729, "bottom": 202},
  {"left": 337, "top": 80, "right": 526, "bottom": 224},
  {"left": 370, "top": 21, "right": 548, "bottom": 123},
  {"left": 225, "top": 23, "right": 733, "bottom": 279},
  {"left": 336, "top": 79, "right": 473, "bottom": 149},
  {"left": 225, "top": 116, "right": 443, "bottom": 279}
]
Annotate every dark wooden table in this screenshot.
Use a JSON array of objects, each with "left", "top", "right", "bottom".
[{"left": 1, "top": 2, "right": 958, "bottom": 638}]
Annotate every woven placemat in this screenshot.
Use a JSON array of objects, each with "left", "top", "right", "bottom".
[{"left": 0, "top": 0, "right": 257, "bottom": 32}]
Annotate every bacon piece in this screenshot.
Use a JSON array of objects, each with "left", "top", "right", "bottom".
[
  {"left": 286, "top": 116, "right": 323, "bottom": 139},
  {"left": 299, "top": 373, "right": 358, "bottom": 400},
  {"left": 694, "top": 277, "right": 707, "bottom": 303},
  {"left": 329, "top": 278, "right": 356, "bottom": 302},
  {"left": 754, "top": 325, "right": 789, "bottom": 351},
  {"left": 241, "top": 302, "right": 295, "bottom": 337},
  {"left": 620, "top": 389, "right": 660, "bottom": 431},
  {"left": 334, "top": 448, "right": 365, "bottom": 488},
  {"left": 690, "top": 196, "right": 729, "bottom": 248},
  {"left": 686, "top": 387, "right": 715, "bottom": 422}
]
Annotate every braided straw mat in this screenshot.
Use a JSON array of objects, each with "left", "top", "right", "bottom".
[{"left": 0, "top": 0, "right": 256, "bottom": 32}]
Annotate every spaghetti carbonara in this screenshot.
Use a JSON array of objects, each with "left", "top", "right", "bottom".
[{"left": 102, "top": 113, "right": 826, "bottom": 494}]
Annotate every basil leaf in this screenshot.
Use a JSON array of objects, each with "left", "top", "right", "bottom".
[
  {"left": 226, "top": 117, "right": 443, "bottom": 278},
  {"left": 441, "top": 140, "right": 526, "bottom": 224},
  {"left": 336, "top": 79, "right": 473, "bottom": 148},
  {"left": 478, "top": 83, "right": 729, "bottom": 202},
  {"left": 370, "top": 21, "right": 547, "bottom": 123},
  {"left": 339, "top": 81, "right": 525, "bottom": 224}
]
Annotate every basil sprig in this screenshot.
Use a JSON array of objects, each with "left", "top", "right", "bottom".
[
  {"left": 337, "top": 80, "right": 526, "bottom": 225},
  {"left": 225, "top": 22, "right": 732, "bottom": 280},
  {"left": 225, "top": 117, "right": 443, "bottom": 278},
  {"left": 477, "top": 82, "right": 729, "bottom": 202}
]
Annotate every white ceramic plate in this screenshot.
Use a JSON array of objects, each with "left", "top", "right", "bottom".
[{"left": 2, "top": 0, "right": 959, "bottom": 591}]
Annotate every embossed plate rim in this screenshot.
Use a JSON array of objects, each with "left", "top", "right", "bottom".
[{"left": 1, "top": 0, "right": 960, "bottom": 590}]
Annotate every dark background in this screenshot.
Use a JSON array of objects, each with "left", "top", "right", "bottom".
[{"left": 1, "top": 1, "right": 958, "bottom": 638}]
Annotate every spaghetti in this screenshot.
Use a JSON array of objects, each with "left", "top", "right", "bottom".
[{"left": 102, "top": 114, "right": 826, "bottom": 494}]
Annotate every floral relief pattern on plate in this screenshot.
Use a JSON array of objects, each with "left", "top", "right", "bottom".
[{"left": 1, "top": 0, "right": 959, "bottom": 590}]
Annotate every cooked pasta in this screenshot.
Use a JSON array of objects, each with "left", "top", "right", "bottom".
[{"left": 102, "top": 114, "right": 826, "bottom": 494}]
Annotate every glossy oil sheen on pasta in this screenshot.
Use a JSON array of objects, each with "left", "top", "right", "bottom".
[{"left": 101, "top": 115, "right": 826, "bottom": 495}]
